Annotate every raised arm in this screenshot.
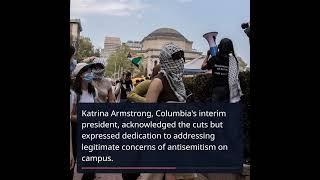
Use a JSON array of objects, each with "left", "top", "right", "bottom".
[
  {"left": 128, "top": 80, "right": 151, "bottom": 103},
  {"left": 201, "top": 50, "right": 211, "bottom": 70},
  {"left": 146, "top": 78, "right": 163, "bottom": 103}
]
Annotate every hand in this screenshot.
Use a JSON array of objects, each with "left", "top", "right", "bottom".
[
  {"left": 207, "top": 50, "right": 211, "bottom": 57},
  {"left": 213, "top": 35, "right": 216, "bottom": 42}
]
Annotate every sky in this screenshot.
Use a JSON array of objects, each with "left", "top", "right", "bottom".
[{"left": 71, "top": 0, "right": 250, "bottom": 65}]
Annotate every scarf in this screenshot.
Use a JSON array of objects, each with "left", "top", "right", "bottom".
[
  {"left": 228, "top": 55, "right": 243, "bottom": 103},
  {"left": 92, "top": 69, "right": 104, "bottom": 79},
  {"left": 159, "top": 43, "right": 187, "bottom": 102}
]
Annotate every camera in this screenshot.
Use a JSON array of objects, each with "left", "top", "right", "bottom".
[
  {"left": 241, "top": 22, "right": 250, "bottom": 39},
  {"left": 241, "top": 23, "right": 249, "bottom": 29}
]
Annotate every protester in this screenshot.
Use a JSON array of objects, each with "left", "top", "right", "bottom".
[
  {"left": 146, "top": 43, "right": 187, "bottom": 103},
  {"left": 201, "top": 38, "right": 242, "bottom": 103},
  {"left": 71, "top": 63, "right": 96, "bottom": 180},
  {"left": 200, "top": 38, "right": 244, "bottom": 180},
  {"left": 143, "top": 43, "right": 188, "bottom": 180},
  {"left": 91, "top": 58, "right": 116, "bottom": 103},
  {"left": 69, "top": 88, "right": 76, "bottom": 180},
  {"left": 113, "top": 80, "right": 122, "bottom": 103},
  {"left": 69, "top": 45, "right": 77, "bottom": 180},
  {"left": 241, "top": 22, "right": 250, "bottom": 43},
  {"left": 72, "top": 63, "right": 96, "bottom": 103},
  {"left": 119, "top": 72, "right": 133, "bottom": 103},
  {"left": 128, "top": 65, "right": 160, "bottom": 103}
]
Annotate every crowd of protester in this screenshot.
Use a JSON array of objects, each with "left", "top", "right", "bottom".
[{"left": 69, "top": 33, "right": 244, "bottom": 179}]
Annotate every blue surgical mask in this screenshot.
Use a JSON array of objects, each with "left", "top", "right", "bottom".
[{"left": 83, "top": 73, "right": 93, "bottom": 83}]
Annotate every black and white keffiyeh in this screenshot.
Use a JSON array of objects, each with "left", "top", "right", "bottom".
[
  {"left": 159, "top": 43, "right": 187, "bottom": 102},
  {"left": 228, "top": 55, "right": 243, "bottom": 103}
]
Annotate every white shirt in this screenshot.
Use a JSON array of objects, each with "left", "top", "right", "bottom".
[{"left": 79, "top": 90, "right": 95, "bottom": 103}]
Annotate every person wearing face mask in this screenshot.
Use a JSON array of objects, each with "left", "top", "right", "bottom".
[
  {"left": 91, "top": 58, "right": 116, "bottom": 103},
  {"left": 72, "top": 63, "right": 96, "bottom": 103},
  {"left": 71, "top": 63, "right": 96, "bottom": 180},
  {"left": 119, "top": 72, "right": 133, "bottom": 103},
  {"left": 146, "top": 43, "right": 187, "bottom": 103},
  {"left": 142, "top": 43, "right": 188, "bottom": 180},
  {"left": 201, "top": 38, "right": 242, "bottom": 103},
  {"left": 201, "top": 39, "right": 243, "bottom": 180}
]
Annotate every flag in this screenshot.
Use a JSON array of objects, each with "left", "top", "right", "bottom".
[{"left": 127, "top": 52, "right": 142, "bottom": 68}]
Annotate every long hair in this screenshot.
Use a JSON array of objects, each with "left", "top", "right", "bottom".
[
  {"left": 218, "top": 38, "right": 239, "bottom": 64},
  {"left": 73, "top": 67, "right": 95, "bottom": 96}
]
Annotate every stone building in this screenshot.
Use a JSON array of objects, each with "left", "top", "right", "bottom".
[
  {"left": 126, "top": 40, "right": 142, "bottom": 51},
  {"left": 101, "top": 37, "right": 121, "bottom": 59},
  {"left": 141, "top": 28, "right": 202, "bottom": 76}
]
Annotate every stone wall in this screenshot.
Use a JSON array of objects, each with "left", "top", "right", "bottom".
[
  {"left": 141, "top": 39, "right": 202, "bottom": 76},
  {"left": 142, "top": 39, "right": 192, "bottom": 51}
]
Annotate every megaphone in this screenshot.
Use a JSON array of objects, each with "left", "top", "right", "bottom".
[{"left": 203, "top": 32, "right": 218, "bottom": 56}]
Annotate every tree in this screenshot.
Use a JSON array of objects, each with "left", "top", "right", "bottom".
[
  {"left": 105, "top": 44, "right": 143, "bottom": 78},
  {"left": 236, "top": 56, "right": 249, "bottom": 72},
  {"left": 75, "top": 36, "right": 95, "bottom": 61}
]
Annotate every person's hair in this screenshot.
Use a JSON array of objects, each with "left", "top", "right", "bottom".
[
  {"left": 92, "top": 63, "right": 104, "bottom": 70},
  {"left": 73, "top": 66, "right": 95, "bottom": 95},
  {"left": 171, "top": 50, "right": 185, "bottom": 62},
  {"left": 151, "top": 64, "right": 161, "bottom": 79},
  {"left": 126, "top": 72, "right": 131, "bottom": 78},
  {"left": 218, "top": 38, "right": 238, "bottom": 63},
  {"left": 70, "top": 45, "right": 76, "bottom": 60}
]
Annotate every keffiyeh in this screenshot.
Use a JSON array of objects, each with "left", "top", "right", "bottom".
[
  {"left": 159, "top": 43, "right": 187, "bottom": 102},
  {"left": 228, "top": 55, "right": 243, "bottom": 103}
]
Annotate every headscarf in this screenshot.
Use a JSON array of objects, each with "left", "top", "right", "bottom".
[
  {"left": 92, "top": 58, "right": 106, "bottom": 80},
  {"left": 218, "top": 38, "right": 242, "bottom": 103},
  {"left": 159, "top": 43, "right": 186, "bottom": 102}
]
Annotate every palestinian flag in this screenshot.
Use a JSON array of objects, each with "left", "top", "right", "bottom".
[{"left": 127, "top": 52, "right": 142, "bottom": 68}]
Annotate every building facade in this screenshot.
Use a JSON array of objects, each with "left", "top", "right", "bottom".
[
  {"left": 102, "top": 37, "right": 121, "bottom": 59},
  {"left": 126, "top": 41, "right": 142, "bottom": 51},
  {"left": 141, "top": 28, "right": 202, "bottom": 76},
  {"left": 70, "top": 19, "right": 82, "bottom": 48}
]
